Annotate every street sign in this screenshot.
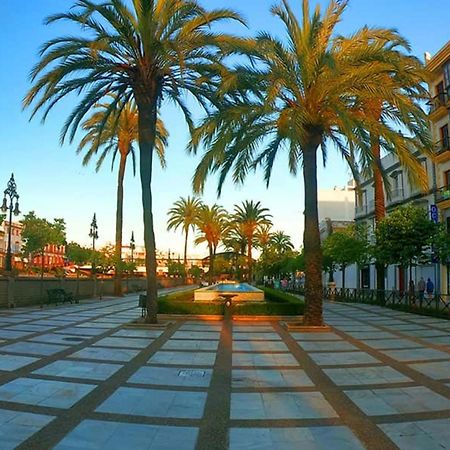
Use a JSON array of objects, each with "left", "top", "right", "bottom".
[{"left": 430, "top": 204, "right": 439, "bottom": 223}]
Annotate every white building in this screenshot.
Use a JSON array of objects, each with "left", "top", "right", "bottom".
[{"left": 318, "top": 181, "right": 355, "bottom": 223}]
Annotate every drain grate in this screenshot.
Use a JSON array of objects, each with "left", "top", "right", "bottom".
[{"left": 178, "top": 369, "right": 206, "bottom": 378}]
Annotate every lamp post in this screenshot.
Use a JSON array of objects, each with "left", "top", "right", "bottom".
[
  {"left": 1, "top": 174, "right": 20, "bottom": 272},
  {"left": 130, "top": 231, "right": 135, "bottom": 264},
  {"left": 89, "top": 214, "right": 99, "bottom": 297}
]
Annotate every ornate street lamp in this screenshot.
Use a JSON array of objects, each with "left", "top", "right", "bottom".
[
  {"left": 1, "top": 174, "right": 20, "bottom": 271},
  {"left": 130, "top": 231, "right": 135, "bottom": 263},
  {"left": 89, "top": 213, "right": 99, "bottom": 273}
]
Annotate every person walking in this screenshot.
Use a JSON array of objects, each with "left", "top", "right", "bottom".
[
  {"left": 418, "top": 277, "right": 425, "bottom": 305},
  {"left": 426, "top": 278, "right": 434, "bottom": 299}
]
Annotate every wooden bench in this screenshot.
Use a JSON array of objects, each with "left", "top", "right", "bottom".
[{"left": 47, "top": 288, "right": 75, "bottom": 305}]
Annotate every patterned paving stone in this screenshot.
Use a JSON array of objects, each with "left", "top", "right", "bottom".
[
  {"left": 345, "top": 386, "right": 450, "bottom": 415},
  {"left": 93, "top": 337, "right": 153, "bottom": 349},
  {"left": 0, "top": 330, "right": 35, "bottom": 339},
  {"left": 0, "top": 378, "right": 96, "bottom": 408},
  {"left": 0, "top": 409, "right": 55, "bottom": 450},
  {"left": 1, "top": 341, "right": 69, "bottom": 356},
  {"left": 232, "top": 353, "right": 299, "bottom": 367},
  {"left": 33, "top": 360, "right": 123, "bottom": 381},
  {"left": 148, "top": 351, "right": 217, "bottom": 366},
  {"left": 28, "top": 333, "right": 91, "bottom": 346},
  {"left": 345, "top": 331, "right": 397, "bottom": 340},
  {"left": 324, "top": 366, "right": 411, "bottom": 386},
  {"left": 68, "top": 346, "right": 140, "bottom": 362},
  {"left": 290, "top": 332, "right": 342, "bottom": 341},
  {"left": 297, "top": 341, "right": 359, "bottom": 352},
  {"left": 96, "top": 387, "right": 207, "bottom": 418},
  {"left": 171, "top": 331, "right": 221, "bottom": 340},
  {"left": 112, "top": 329, "right": 163, "bottom": 338},
  {"left": 309, "top": 351, "right": 380, "bottom": 366},
  {"left": 233, "top": 340, "right": 289, "bottom": 352},
  {"left": 408, "top": 360, "right": 450, "bottom": 380},
  {"left": 129, "top": 366, "right": 213, "bottom": 387},
  {"left": 0, "top": 354, "right": 39, "bottom": 371},
  {"left": 162, "top": 339, "right": 219, "bottom": 351},
  {"left": 232, "top": 332, "right": 281, "bottom": 341},
  {"left": 379, "top": 419, "right": 450, "bottom": 450},
  {"left": 229, "top": 426, "right": 365, "bottom": 450},
  {"left": 362, "top": 339, "right": 422, "bottom": 350},
  {"left": 232, "top": 368, "right": 314, "bottom": 388},
  {"left": 231, "top": 392, "right": 337, "bottom": 419},
  {"left": 380, "top": 348, "right": 450, "bottom": 362},
  {"left": 54, "top": 420, "right": 198, "bottom": 450}
]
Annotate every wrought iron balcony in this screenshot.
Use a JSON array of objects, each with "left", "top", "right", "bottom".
[
  {"left": 436, "top": 184, "right": 450, "bottom": 203},
  {"left": 435, "top": 138, "right": 450, "bottom": 155},
  {"left": 428, "top": 87, "right": 450, "bottom": 114}
]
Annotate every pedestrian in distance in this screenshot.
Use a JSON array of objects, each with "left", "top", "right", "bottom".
[
  {"left": 426, "top": 278, "right": 434, "bottom": 299},
  {"left": 418, "top": 277, "right": 425, "bottom": 304}
]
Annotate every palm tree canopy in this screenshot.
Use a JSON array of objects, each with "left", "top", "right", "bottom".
[
  {"left": 255, "top": 224, "right": 274, "bottom": 249},
  {"left": 190, "top": 0, "right": 432, "bottom": 194},
  {"left": 167, "top": 196, "right": 203, "bottom": 235},
  {"left": 194, "top": 204, "right": 229, "bottom": 253},
  {"left": 270, "top": 231, "right": 294, "bottom": 254},
  {"left": 233, "top": 200, "right": 272, "bottom": 240},
  {"left": 78, "top": 98, "right": 168, "bottom": 173},
  {"left": 24, "top": 0, "right": 249, "bottom": 147},
  {"left": 223, "top": 222, "right": 247, "bottom": 255}
]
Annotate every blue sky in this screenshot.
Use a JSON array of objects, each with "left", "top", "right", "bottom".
[{"left": 0, "top": 0, "right": 448, "bottom": 257}]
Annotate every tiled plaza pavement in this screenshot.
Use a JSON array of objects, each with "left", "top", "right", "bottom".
[{"left": 0, "top": 294, "right": 448, "bottom": 449}]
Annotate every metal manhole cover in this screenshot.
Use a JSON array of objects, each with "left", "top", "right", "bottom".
[
  {"left": 63, "top": 337, "right": 85, "bottom": 342},
  {"left": 178, "top": 369, "right": 206, "bottom": 378}
]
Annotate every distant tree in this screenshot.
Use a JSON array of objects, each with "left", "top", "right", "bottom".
[
  {"left": 167, "top": 260, "right": 186, "bottom": 278},
  {"left": 189, "top": 265, "right": 203, "bottom": 281},
  {"left": 233, "top": 200, "right": 272, "bottom": 281},
  {"left": 21, "top": 212, "right": 66, "bottom": 298},
  {"left": 322, "top": 225, "right": 368, "bottom": 289},
  {"left": 374, "top": 205, "right": 438, "bottom": 282},
  {"left": 270, "top": 231, "right": 294, "bottom": 254},
  {"left": 66, "top": 242, "right": 91, "bottom": 267},
  {"left": 195, "top": 205, "right": 229, "bottom": 284},
  {"left": 167, "top": 196, "right": 203, "bottom": 268}
]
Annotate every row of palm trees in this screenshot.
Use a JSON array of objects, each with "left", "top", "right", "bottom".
[
  {"left": 167, "top": 198, "right": 285, "bottom": 283},
  {"left": 24, "top": 0, "right": 432, "bottom": 325}
]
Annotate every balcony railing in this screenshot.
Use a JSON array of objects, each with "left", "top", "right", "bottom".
[
  {"left": 428, "top": 87, "right": 450, "bottom": 113},
  {"left": 435, "top": 138, "right": 450, "bottom": 155},
  {"left": 436, "top": 184, "right": 450, "bottom": 203},
  {"left": 355, "top": 200, "right": 375, "bottom": 217}
]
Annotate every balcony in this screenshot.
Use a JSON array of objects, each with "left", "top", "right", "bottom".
[
  {"left": 428, "top": 87, "right": 450, "bottom": 118},
  {"left": 389, "top": 188, "right": 404, "bottom": 204},
  {"left": 355, "top": 200, "right": 375, "bottom": 218},
  {"left": 436, "top": 185, "right": 450, "bottom": 203},
  {"left": 435, "top": 138, "right": 450, "bottom": 155}
]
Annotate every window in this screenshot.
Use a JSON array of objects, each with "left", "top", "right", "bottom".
[
  {"left": 445, "top": 170, "right": 450, "bottom": 187},
  {"left": 444, "top": 61, "right": 450, "bottom": 90},
  {"left": 436, "top": 81, "right": 445, "bottom": 104},
  {"left": 441, "top": 124, "right": 449, "bottom": 150},
  {"left": 446, "top": 217, "right": 450, "bottom": 233}
]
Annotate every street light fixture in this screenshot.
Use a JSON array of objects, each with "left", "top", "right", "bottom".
[
  {"left": 89, "top": 213, "right": 99, "bottom": 273},
  {"left": 1, "top": 174, "right": 20, "bottom": 272}
]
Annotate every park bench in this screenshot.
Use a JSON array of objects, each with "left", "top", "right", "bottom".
[{"left": 47, "top": 288, "right": 75, "bottom": 305}]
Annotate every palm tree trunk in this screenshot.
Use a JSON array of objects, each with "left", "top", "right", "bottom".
[
  {"left": 136, "top": 87, "right": 160, "bottom": 324},
  {"left": 302, "top": 144, "right": 323, "bottom": 326},
  {"left": 247, "top": 239, "right": 252, "bottom": 282},
  {"left": 183, "top": 228, "right": 188, "bottom": 267},
  {"left": 208, "top": 245, "right": 214, "bottom": 284},
  {"left": 113, "top": 152, "right": 127, "bottom": 297},
  {"left": 373, "top": 135, "right": 386, "bottom": 292}
]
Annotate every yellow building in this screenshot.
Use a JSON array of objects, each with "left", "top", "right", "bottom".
[{"left": 426, "top": 40, "right": 450, "bottom": 292}]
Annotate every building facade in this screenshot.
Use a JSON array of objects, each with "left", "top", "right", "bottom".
[
  {"left": 0, "top": 221, "right": 23, "bottom": 269},
  {"left": 426, "top": 40, "right": 450, "bottom": 293}
]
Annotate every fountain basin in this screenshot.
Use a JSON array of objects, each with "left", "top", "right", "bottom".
[{"left": 194, "top": 282, "right": 264, "bottom": 302}]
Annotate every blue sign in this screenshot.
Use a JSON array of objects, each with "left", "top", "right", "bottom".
[{"left": 430, "top": 204, "right": 439, "bottom": 223}]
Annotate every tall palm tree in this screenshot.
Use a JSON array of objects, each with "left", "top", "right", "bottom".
[
  {"left": 233, "top": 200, "right": 272, "bottom": 282},
  {"left": 167, "top": 196, "right": 203, "bottom": 268},
  {"left": 350, "top": 39, "right": 432, "bottom": 291},
  {"left": 195, "top": 204, "right": 228, "bottom": 284},
  {"left": 24, "top": 0, "right": 246, "bottom": 322},
  {"left": 223, "top": 222, "right": 247, "bottom": 279},
  {"left": 78, "top": 99, "right": 168, "bottom": 297},
  {"left": 270, "top": 231, "right": 294, "bottom": 254},
  {"left": 256, "top": 224, "right": 273, "bottom": 248},
  {"left": 190, "top": 0, "right": 431, "bottom": 325}
]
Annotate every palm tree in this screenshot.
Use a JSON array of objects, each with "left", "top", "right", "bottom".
[
  {"left": 195, "top": 204, "right": 228, "bottom": 284},
  {"left": 223, "top": 222, "right": 247, "bottom": 279},
  {"left": 190, "top": 0, "right": 431, "bottom": 325},
  {"left": 350, "top": 39, "right": 432, "bottom": 291},
  {"left": 233, "top": 201, "right": 272, "bottom": 282},
  {"left": 24, "top": 0, "right": 246, "bottom": 323},
  {"left": 167, "top": 196, "right": 203, "bottom": 269},
  {"left": 78, "top": 98, "right": 168, "bottom": 297},
  {"left": 270, "top": 231, "right": 294, "bottom": 254}
]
